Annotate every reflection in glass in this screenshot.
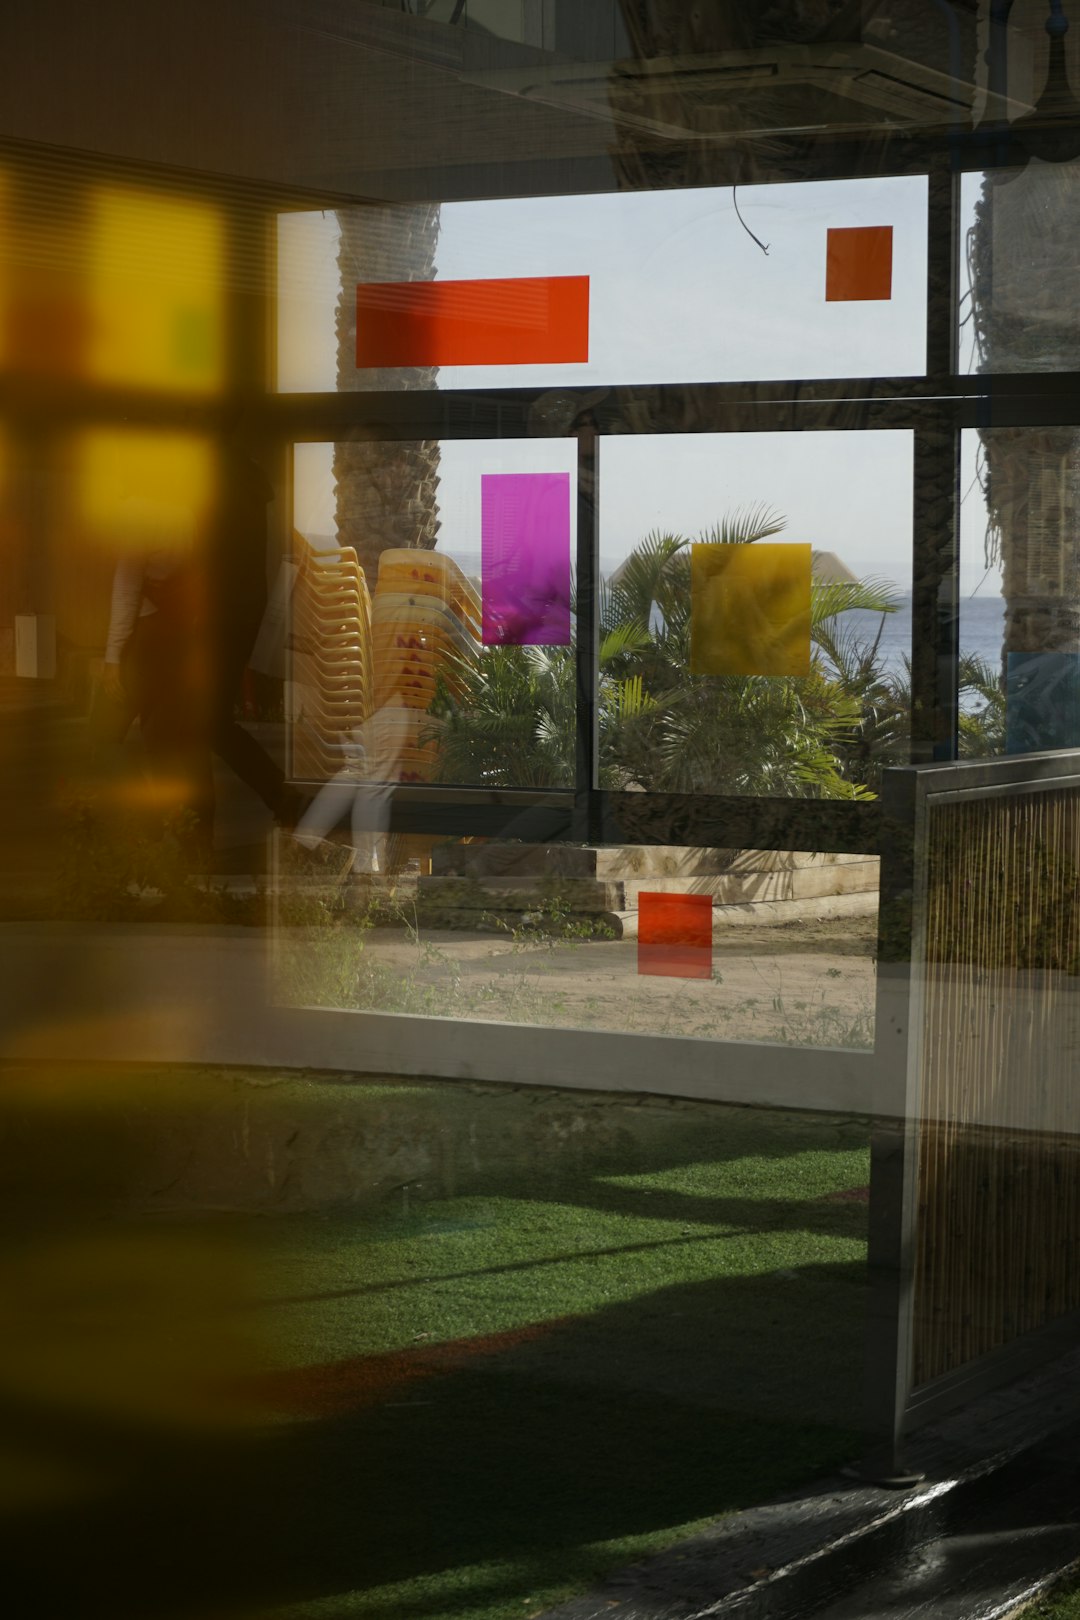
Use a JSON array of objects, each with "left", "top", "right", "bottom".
[
  {"left": 0, "top": 167, "right": 7, "bottom": 373},
  {"left": 71, "top": 427, "right": 218, "bottom": 553},
  {"left": 291, "top": 439, "right": 576, "bottom": 792},
  {"left": 959, "top": 427, "right": 1080, "bottom": 758},
  {"left": 963, "top": 161, "right": 1080, "bottom": 375},
  {"left": 0, "top": 180, "right": 225, "bottom": 391},
  {"left": 87, "top": 188, "right": 226, "bottom": 393}
]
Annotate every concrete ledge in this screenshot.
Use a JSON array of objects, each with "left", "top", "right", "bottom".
[
  {"left": 419, "top": 865, "right": 880, "bottom": 911},
  {"left": 609, "top": 890, "right": 880, "bottom": 939},
  {"left": 432, "top": 844, "right": 880, "bottom": 879},
  {"left": 0, "top": 923, "right": 872, "bottom": 1114}
]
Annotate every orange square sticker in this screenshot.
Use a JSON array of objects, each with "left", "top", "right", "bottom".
[
  {"left": 638, "top": 892, "right": 713, "bottom": 980},
  {"left": 825, "top": 226, "right": 893, "bottom": 302}
]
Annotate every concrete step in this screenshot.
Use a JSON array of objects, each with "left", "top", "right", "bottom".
[
  {"left": 430, "top": 843, "right": 878, "bottom": 880},
  {"left": 417, "top": 861, "right": 880, "bottom": 914},
  {"left": 609, "top": 890, "right": 879, "bottom": 937}
]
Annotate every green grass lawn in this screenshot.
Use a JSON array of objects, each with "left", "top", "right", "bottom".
[
  {"left": 2, "top": 1069, "right": 871, "bottom": 1620},
  {"left": 1019, "top": 1579, "right": 1080, "bottom": 1619}
]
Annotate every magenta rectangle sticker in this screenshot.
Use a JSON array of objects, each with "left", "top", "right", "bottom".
[{"left": 481, "top": 472, "right": 572, "bottom": 646}]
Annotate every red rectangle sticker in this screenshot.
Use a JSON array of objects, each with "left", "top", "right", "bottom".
[
  {"left": 356, "top": 275, "right": 589, "bottom": 368},
  {"left": 637, "top": 891, "right": 713, "bottom": 980}
]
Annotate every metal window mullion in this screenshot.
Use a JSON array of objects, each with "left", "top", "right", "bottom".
[
  {"left": 910, "top": 164, "right": 961, "bottom": 766},
  {"left": 910, "top": 423, "right": 961, "bottom": 765},
  {"left": 574, "top": 425, "right": 600, "bottom": 841}
]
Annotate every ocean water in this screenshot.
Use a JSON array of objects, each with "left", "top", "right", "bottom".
[{"left": 841, "top": 594, "right": 1006, "bottom": 681}]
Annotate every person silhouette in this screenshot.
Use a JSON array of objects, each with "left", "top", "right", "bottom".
[
  {"left": 101, "top": 421, "right": 293, "bottom": 847},
  {"left": 290, "top": 696, "right": 411, "bottom": 878}
]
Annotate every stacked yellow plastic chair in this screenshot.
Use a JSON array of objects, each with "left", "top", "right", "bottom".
[
  {"left": 289, "top": 531, "right": 373, "bottom": 781},
  {"left": 370, "top": 548, "right": 481, "bottom": 786}
]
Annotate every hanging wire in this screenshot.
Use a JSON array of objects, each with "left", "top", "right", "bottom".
[{"left": 732, "top": 187, "right": 770, "bottom": 256}]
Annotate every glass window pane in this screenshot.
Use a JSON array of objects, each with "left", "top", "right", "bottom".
[
  {"left": 597, "top": 430, "right": 913, "bottom": 798},
  {"left": 960, "top": 425, "right": 1079, "bottom": 757},
  {"left": 272, "top": 832, "right": 878, "bottom": 1051},
  {"left": 290, "top": 437, "right": 577, "bottom": 794},
  {"left": 278, "top": 175, "right": 927, "bottom": 394},
  {"left": 960, "top": 161, "right": 1080, "bottom": 374}
]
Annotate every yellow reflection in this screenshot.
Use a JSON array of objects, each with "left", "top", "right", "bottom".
[
  {"left": 8, "top": 246, "right": 88, "bottom": 378},
  {"left": 98, "top": 774, "right": 201, "bottom": 812},
  {"left": 690, "top": 542, "right": 812, "bottom": 677},
  {"left": 0, "top": 167, "right": 7, "bottom": 371},
  {"left": 71, "top": 426, "right": 218, "bottom": 551},
  {"left": 0, "top": 1066, "right": 266, "bottom": 1451},
  {"left": 87, "top": 186, "right": 225, "bottom": 392},
  {"left": 4, "top": 1228, "right": 259, "bottom": 1432},
  {"left": 0, "top": 424, "right": 20, "bottom": 619}
]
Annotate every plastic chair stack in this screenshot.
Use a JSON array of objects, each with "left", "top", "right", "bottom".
[
  {"left": 369, "top": 548, "right": 481, "bottom": 784},
  {"left": 289, "top": 531, "right": 374, "bottom": 781}
]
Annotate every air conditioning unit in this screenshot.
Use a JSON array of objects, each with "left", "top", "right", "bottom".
[{"left": 460, "top": 43, "right": 1029, "bottom": 143}]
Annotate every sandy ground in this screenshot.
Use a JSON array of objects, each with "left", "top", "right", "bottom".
[{"left": 282, "top": 913, "right": 878, "bottom": 1049}]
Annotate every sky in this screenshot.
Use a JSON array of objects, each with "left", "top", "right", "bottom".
[{"left": 281, "top": 174, "right": 997, "bottom": 594}]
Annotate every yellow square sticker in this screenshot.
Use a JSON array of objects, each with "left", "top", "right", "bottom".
[{"left": 690, "top": 542, "right": 812, "bottom": 677}]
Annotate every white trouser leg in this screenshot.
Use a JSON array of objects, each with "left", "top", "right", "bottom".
[
  {"left": 293, "top": 770, "right": 359, "bottom": 849},
  {"left": 350, "top": 783, "right": 395, "bottom": 873}
]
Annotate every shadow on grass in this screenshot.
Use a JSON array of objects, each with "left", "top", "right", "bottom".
[
  {"left": 2, "top": 1260, "right": 865, "bottom": 1620},
  {"left": 0, "top": 1072, "right": 871, "bottom": 1618}
]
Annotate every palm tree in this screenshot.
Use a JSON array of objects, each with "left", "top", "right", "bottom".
[
  {"left": 430, "top": 507, "right": 898, "bottom": 796},
  {"left": 432, "top": 643, "right": 579, "bottom": 789},
  {"left": 333, "top": 203, "right": 443, "bottom": 586},
  {"left": 600, "top": 512, "right": 896, "bottom": 797},
  {"left": 957, "top": 652, "right": 1007, "bottom": 757},
  {"left": 969, "top": 162, "right": 1080, "bottom": 718}
]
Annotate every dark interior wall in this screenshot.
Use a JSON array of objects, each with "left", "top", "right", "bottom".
[
  {"left": 0, "top": 2, "right": 1000, "bottom": 208},
  {"left": 0, "top": 0, "right": 619, "bottom": 203}
]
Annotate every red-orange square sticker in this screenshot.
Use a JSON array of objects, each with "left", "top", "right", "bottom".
[
  {"left": 825, "top": 226, "right": 893, "bottom": 302},
  {"left": 638, "top": 892, "right": 713, "bottom": 980}
]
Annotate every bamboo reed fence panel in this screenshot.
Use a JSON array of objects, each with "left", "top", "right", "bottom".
[{"left": 913, "top": 786, "right": 1080, "bottom": 1387}]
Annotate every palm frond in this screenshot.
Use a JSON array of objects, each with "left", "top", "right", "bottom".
[
  {"left": 600, "top": 621, "right": 653, "bottom": 665},
  {"left": 608, "top": 673, "right": 657, "bottom": 719},
  {"left": 812, "top": 576, "right": 899, "bottom": 627},
  {"left": 959, "top": 651, "right": 1004, "bottom": 697},
  {"left": 697, "top": 504, "right": 787, "bottom": 546}
]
